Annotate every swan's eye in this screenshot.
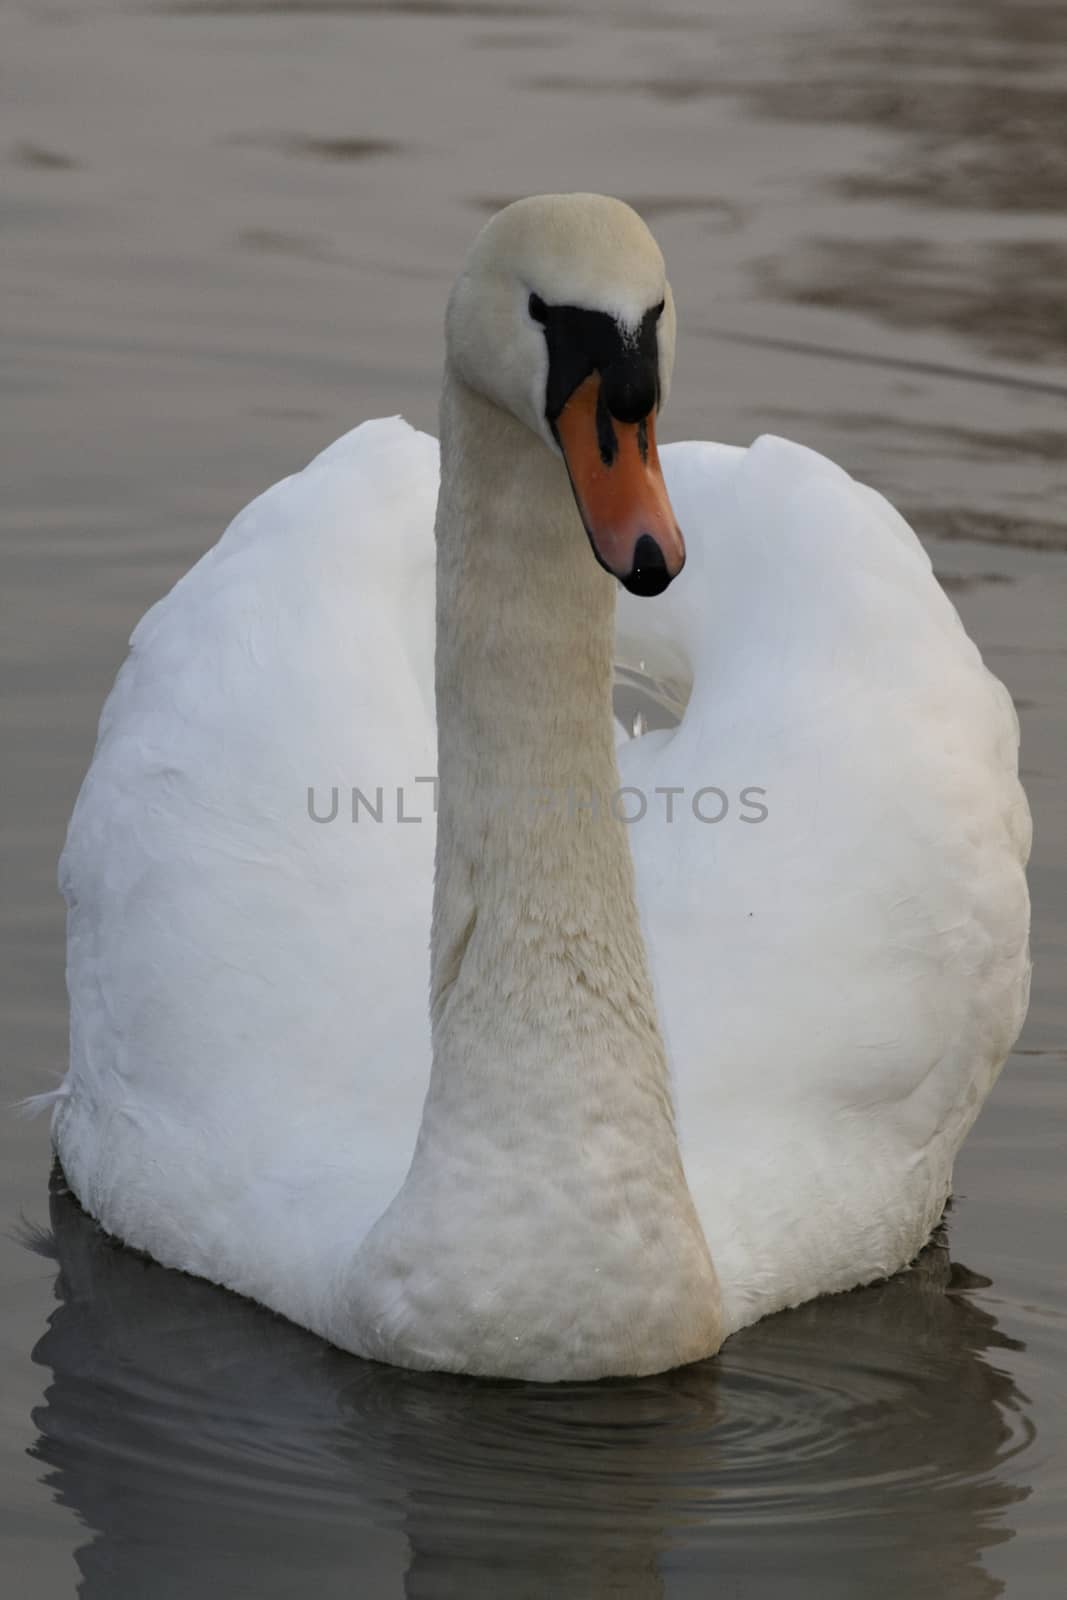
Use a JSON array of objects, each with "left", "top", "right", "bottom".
[
  {"left": 528, "top": 292, "right": 548, "bottom": 325},
  {"left": 652, "top": 299, "right": 665, "bottom": 321}
]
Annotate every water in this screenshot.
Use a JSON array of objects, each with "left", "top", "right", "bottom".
[{"left": 1, "top": 0, "right": 1064, "bottom": 1594}]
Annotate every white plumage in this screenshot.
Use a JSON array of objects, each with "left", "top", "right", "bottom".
[{"left": 55, "top": 419, "right": 1029, "bottom": 1341}]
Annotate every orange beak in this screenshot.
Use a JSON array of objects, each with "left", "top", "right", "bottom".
[{"left": 554, "top": 373, "right": 685, "bottom": 597}]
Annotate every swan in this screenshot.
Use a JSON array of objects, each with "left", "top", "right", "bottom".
[{"left": 49, "top": 194, "right": 1031, "bottom": 1380}]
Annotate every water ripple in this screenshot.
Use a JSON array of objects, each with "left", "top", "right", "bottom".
[{"left": 29, "top": 1175, "right": 1039, "bottom": 1595}]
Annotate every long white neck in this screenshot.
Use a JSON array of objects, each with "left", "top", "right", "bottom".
[
  {"left": 346, "top": 372, "right": 721, "bottom": 1380},
  {"left": 431, "top": 374, "right": 657, "bottom": 1057}
]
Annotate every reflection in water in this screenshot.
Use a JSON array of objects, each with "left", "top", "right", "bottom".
[
  {"left": 749, "top": 0, "right": 1067, "bottom": 214},
  {"left": 745, "top": 0, "right": 1067, "bottom": 366},
  {"left": 12, "top": 143, "right": 80, "bottom": 173},
  {"left": 164, "top": 1, "right": 566, "bottom": 17},
  {"left": 228, "top": 132, "right": 407, "bottom": 162},
  {"left": 768, "top": 413, "right": 1067, "bottom": 470},
  {"left": 237, "top": 227, "right": 347, "bottom": 264},
  {"left": 763, "top": 236, "right": 1067, "bottom": 366},
  {"left": 31, "top": 1171, "right": 1031, "bottom": 1598}
]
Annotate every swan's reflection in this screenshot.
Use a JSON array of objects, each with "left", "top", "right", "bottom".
[{"left": 30, "top": 1168, "right": 1030, "bottom": 1598}]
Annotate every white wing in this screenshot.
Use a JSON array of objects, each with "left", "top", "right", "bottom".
[
  {"left": 619, "top": 438, "right": 1031, "bottom": 1329},
  {"left": 57, "top": 420, "right": 439, "bottom": 1328}
]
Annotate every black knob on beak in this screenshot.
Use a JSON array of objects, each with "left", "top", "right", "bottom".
[
  {"left": 621, "top": 534, "right": 672, "bottom": 597},
  {"left": 601, "top": 360, "right": 658, "bottom": 426}
]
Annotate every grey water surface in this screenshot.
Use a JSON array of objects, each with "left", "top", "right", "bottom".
[{"left": 1, "top": 1, "right": 1064, "bottom": 1595}]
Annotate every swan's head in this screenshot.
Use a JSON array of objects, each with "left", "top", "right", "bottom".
[{"left": 446, "top": 194, "right": 684, "bottom": 597}]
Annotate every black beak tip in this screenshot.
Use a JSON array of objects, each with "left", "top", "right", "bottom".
[{"left": 620, "top": 533, "right": 677, "bottom": 598}]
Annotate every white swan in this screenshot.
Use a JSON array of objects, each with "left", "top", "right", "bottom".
[{"left": 51, "top": 195, "right": 1031, "bottom": 1380}]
